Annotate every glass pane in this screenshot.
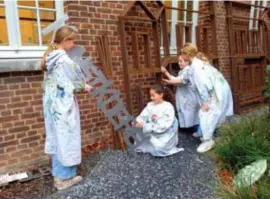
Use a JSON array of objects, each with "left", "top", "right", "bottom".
[
  {"left": 19, "top": 9, "right": 39, "bottom": 45},
  {"left": 0, "top": 7, "right": 8, "bottom": 45},
  {"left": 41, "top": 22, "right": 53, "bottom": 45},
  {"left": 40, "top": 10, "right": 55, "bottom": 45},
  {"left": 40, "top": 10, "right": 55, "bottom": 21},
  {"left": 164, "top": 1, "right": 172, "bottom": 21},
  {"left": 18, "top": 0, "right": 35, "bottom": 7},
  {"left": 178, "top": 0, "right": 184, "bottom": 21},
  {"left": 38, "top": 0, "right": 54, "bottom": 9},
  {"left": 187, "top": 1, "right": 193, "bottom": 22}
]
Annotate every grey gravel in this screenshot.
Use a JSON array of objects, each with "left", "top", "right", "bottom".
[{"left": 47, "top": 133, "right": 216, "bottom": 199}]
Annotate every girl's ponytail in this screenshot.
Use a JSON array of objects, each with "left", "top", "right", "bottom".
[
  {"left": 40, "top": 43, "right": 59, "bottom": 72},
  {"left": 196, "top": 52, "right": 209, "bottom": 62}
]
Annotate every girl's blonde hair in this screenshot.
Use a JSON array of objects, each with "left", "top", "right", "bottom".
[
  {"left": 181, "top": 43, "right": 209, "bottom": 62},
  {"left": 179, "top": 54, "right": 191, "bottom": 64},
  {"left": 40, "top": 26, "right": 77, "bottom": 71}
]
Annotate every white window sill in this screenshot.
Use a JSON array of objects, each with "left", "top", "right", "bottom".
[
  {"left": 0, "top": 47, "right": 46, "bottom": 59},
  {"left": 0, "top": 59, "right": 42, "bottom": 72}
]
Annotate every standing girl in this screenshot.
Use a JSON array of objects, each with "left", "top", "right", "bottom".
[
  {"left": 181, "top": 43, "right": 233, "bottom": 153},
  {"left": 41, "top": 26, "right": 91, "bottom": 190},
  {"left": 135, "top": 85, "right": 184, "bottom": 157},
  {"left": 161, "top": 55, "right": 200, "bottom": 135}
]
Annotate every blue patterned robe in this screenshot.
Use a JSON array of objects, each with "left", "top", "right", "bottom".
[{"left": 43, "top": 50, "right": 85, "bottom": 167}]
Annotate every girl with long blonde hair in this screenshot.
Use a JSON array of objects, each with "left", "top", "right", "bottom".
[
  {"left": 181, "top": 43, "right": 233, "bottom": 153},
  {"left": 42, "top": 26, "right": 91, "bottom": 190}
]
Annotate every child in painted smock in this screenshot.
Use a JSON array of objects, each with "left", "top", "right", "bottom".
[
  {"left": 134, "top": 85, "right": 184, "bottom": 157},
  {"left": 161, "top": 55, "right": 201, "bottom": 136},
  {"left": 41, "top": 26, "right": 92, "bottom": 191},
  {"left": 181, "top": 43, "right": 233, "bottom": 153}
]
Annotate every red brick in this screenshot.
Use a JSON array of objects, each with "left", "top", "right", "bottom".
[
  {"left": 0, "top": 160, "right": 8, "bottom": 167},
  {"left": 0, "top": 98, "right": 10, "bottom": 104},
  {"left": 11, "top": 97, "right": 22, "bottom": 103},
  {"left": 21, "top": 83, "right": 31, "bottom": 89},
  {"left": 21, "top": 113, "right": 39, "bottom": 119},
  {"left": 22, "top": 95, "right": 33, "bottom": 101},
  {"left": 29, "top": 141, "right": 38, "bottom": 147},
  {"left": 31, "top": 82, "right": 41, "bottom": 88},
  {"left": 15, "top": 89, "right": 37, "bottom": 95},
  {"left": 27, "top": 76, "right": 43, "bottom": 82},
  {"left": 0, "top": 115, "right": 19, "bottom": 123},
  {"left": 11, "top": 149, "right": 32, "bottom": 158},
  {"left": 1, "top": 110, "right": 11, "bottom": 116},
  {"left": 25, "top": 119, "right": 36, "bottom": 125},
  {"left": 6, "top": 146, "right": 17, "bottom": 153},
  {"left": 13, "top": 108, "right": 23, "bottom": 114},
  {"left": 27, "top": 130, "right": 37, "bottom": 136},
  {"left": 3, "top": 77, "right": 26, "bottom": 84},
  {"left": 9, "top": 126, "right": 30, "bottom": 134},
  {"left": 21, "top": 135, "right": 41, "bottom": 144},
  {"left": 68, "top": 5, "right": 88, "bottom": 11},
  {"left": 31, "top": 100, "right": 42, "bottom": 106},
  {"left": 9, "top": 84, "right": 19, "bottom": 89},
  {"left": 8, "top": 158, "right": 19, "bottom": 165},
  {"left": 7, "top": 102, "right": 29, "bottom": 109},
  {"left": 14, "top": 121, "right": 25, "bottom": 127},
  {"left": 17, "top": 144, "right": 28, "bottom": 150},
  {"left": 17, "top": 132, "right": 26, "bottom": 139},
  {"left": 31, "top": 123, "right": 44, "bottom": 129},
  {"left": 0, "top": 140, "right": 19, "bottom": 148},
  {"left": 24, "top": 107, "right": 34, "bottom": 113},
  {"left": 19, "top": 156, "right": 32, "bottom": 161},
  {"left": 0, "top": 91, "right": 13, "bottom": 98},
  {"left": 0, "top": 85, "right": 7, "bottom": 90},
  {"left": 5, "top": 135, "right": 15, "bottom": 141}
]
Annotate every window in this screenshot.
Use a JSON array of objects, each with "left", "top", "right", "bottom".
[
  {"left": 249, "top": 0, "right": 267, "bottom": 30},
  {"left": 162, "top": 0, "right": 199, "bottom": 55},
  {"left": 0, "top": 0, "right": 64, "bottom": 58}
]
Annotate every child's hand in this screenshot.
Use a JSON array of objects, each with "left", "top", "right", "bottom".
[
  {"left": 84, "top": 84, "right": 93, "bottom": 93},
  {"left": 201, "top": 104, "right": 210, "bottom": 112},
  {"left": 135, "top": 121, "right": 144, "bottom": 128},
  {"left": 161, "top": 66, "right": 167, "bottom": 73},
  {"left": 162, "top": 78, "right": 170, "bottom": 85}
]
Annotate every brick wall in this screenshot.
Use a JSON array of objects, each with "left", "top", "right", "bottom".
[
  {"left": 0, "top": 71, "right": 46, "bottom": 173},
  {"left": 214, "top": 1, "right": 231, "bottom": 82}
]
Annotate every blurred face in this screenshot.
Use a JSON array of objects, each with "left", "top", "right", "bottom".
[
  {"left": 178, "top": 56, "right": 189, "bottom": 69},
  {"left": 150, "top": 89, "right": 164, "bottom": 104},
  {"left": 62, "top": 38, "right": 76, "bottom": 51}
]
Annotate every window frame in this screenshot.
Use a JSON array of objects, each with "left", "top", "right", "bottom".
[
  {"left": 249, "top": 0, "right": 267, "bottom": 30},
  {"left": 0, "top": 0, "right": 64, "bottom": 59},
  {"left": 161, "top": 0, "right": 199, "bottom": 56}
]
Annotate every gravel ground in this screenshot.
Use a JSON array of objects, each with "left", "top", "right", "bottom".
[
  {"left": 47, "top": 132, "right": 217, "bottom": 199},
  {"left": 0, "top": 152, "right": 101, "bottom": 199}
]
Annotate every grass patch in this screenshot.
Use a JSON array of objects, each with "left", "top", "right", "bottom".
[{"left": 213, "top": 110, "right": 270, "bottom": 198}]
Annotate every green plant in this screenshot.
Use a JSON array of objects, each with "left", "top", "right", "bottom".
[
  {"left": 214, "top": 112, "right": 270, "bottom": 173},
  {"left": 265, "top": 65, "right": 270, "bottom": 97},
  {"left": 214, "top": 111, "right": 270, "bottom": 199}
]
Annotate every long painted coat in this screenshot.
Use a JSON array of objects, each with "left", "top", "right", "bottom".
[
  {"left": 135, "top": 101, "right": 183, "bottom": 157},
  {"left": 174, "top": 67, "right": 200, "bottom": 128},
  {"left": 190, "top": 57, "right": 233, "bottom": 140},
  {"left": 43, "top": 50, "right": 85, "bottom": 167}
]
